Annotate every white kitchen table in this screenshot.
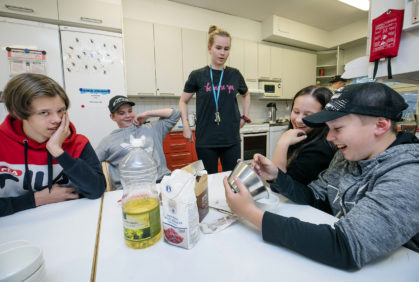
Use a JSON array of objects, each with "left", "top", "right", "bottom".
[
  {"left": 95, "top": 172, "right": 419, "bottom": 282},
  {"left": 0, "top": 196, "right": 102, "bottom": 281}
]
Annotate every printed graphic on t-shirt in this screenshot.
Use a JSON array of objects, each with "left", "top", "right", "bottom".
[{"left": 205, "top": 83, "right": 235, "bottom": 94}]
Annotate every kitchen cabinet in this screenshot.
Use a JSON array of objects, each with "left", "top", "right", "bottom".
[
  {"left": 124, "top": 19, "right": 156, "bottom": 96},
  {"left": 258, "top": 43, "right": 283, "bottom": 81},
  {"left": 0, "top": 0, "right": 58, "bottom": 20},
  {"left": 258, "top": 43, "right": 271, "bottom": 80},
  {"left": 243, "top": 40, "right": 258, "bottom": 82},
  {"left": 163, "top": 131, "right": 198, "bottom": 171},
  {"left": 154, "top": 24, "right": 184, "bottom": 96},
  {"left": 316, "top": 47, "right": 344, "bottom": 86},
  {"left": 227, "top": 37, "right": 244, "bottom": 73},
  {"left": 57, "top": 0, "right": 123, "bottom": 30},
  {"left": 182, "top": 28, "right": 207, "bottom": 83},
  {"left": 270, "top": 46, "right": 283, "bottom": 80},
  {"left": 282, "top": 46, "right": 316, "bottom": 99}
]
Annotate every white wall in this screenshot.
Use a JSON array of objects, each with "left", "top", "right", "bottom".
[
  {"left": 343, "top": 41, "right": 367, "bottom": 64},
  {"left": 122, "top": 0, "right": 261, "bottom": 41}
]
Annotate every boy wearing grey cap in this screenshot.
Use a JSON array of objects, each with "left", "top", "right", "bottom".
[
  {"left": 223, "top": 82, "right": 419, "bottom": 270},
  {"left": 96, "top": 95, "right": 180, "bottom": 189}
]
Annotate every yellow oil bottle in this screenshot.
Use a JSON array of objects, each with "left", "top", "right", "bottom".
[
  {"left": 122, "top": 197, "right": 161, "bottom": 249},
  {"left": 119, "top": 136, "right": 161, "bottom": 249}
]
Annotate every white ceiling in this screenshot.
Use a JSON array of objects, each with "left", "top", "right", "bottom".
[{"left": 169, "top": 0, "right": 368, "bottom": 32}]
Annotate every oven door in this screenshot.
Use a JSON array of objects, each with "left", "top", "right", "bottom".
[{"left": 241, "top": 132, "right": 268, "bottom": 161}]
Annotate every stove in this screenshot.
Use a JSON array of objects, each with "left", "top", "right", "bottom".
[
  {"left": 240, "top": 123, "right": 269, "bottom": 134},
  {"left": 240, "top": 123, "right": 269, "bottom": 160}
]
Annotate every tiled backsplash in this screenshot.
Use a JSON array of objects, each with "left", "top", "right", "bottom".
[{"left": 128, "top": 95, "right": 291, "bottom": 123}]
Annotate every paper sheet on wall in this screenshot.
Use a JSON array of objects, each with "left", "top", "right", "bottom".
[
  {"left": 78, "top": 88, "right": 111, "bottom": 108},
  {"left": 7, "top": 47, "right": 47, "bottom": 76}
]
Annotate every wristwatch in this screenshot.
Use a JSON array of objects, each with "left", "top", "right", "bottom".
[{"left": 240, "top": 115, "right": 252, "bottom": 123}]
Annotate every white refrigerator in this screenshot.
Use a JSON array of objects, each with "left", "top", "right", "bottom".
[
  {"left": 0, "top": 18, "right": 126, "bottom": 148},
  {"left": 0, "top": 17, "right": 63, "bottom": 123},
  {"left": 60, "top": 26, "right": 126, "bottom": 148}
]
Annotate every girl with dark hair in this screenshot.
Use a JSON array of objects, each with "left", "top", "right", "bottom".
[{"left": 272, "top": 85, "right": 335, "bottom": 185}]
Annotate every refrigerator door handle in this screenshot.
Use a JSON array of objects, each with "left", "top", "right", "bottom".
[
  {"left": 80, "top": 17, "right": 103, "bottom": 24},
  {"left": 5, "top": 5, "right": 34, "bottom": 13}
]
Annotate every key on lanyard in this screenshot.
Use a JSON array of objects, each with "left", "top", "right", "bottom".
[{"left": 214, "top": 111, "right": 221, "bottom": 125}]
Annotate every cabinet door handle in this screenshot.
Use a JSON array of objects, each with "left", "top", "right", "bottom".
[
  {"left": 136, "top": 92, "right": 155, "bottom": 96},
  {"left": 5, "top": 4, "right": 34, "bottom": 13},
  {"left": 80, "top": 17, "right": 103, "bottom": 24},
  {"left": 170, "top": 143, "right": 186, "bottom": 147},
  {"left": 172, "top": 163, "right": 189, "bottom": 168},
  {"left": 171, "top": 153, "right": 190, "bottom": 157},
  {"left": 159, "top": 93, "right": 175, "bottom": 96}
]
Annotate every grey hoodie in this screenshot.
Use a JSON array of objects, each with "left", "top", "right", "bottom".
[
  {"left": 95, "top": 110, "right": 181, "bottom": 189},
  {"left": 308, "top": 134, "right": 419, "bottom": 267},
  {"left": 264, "top": 132, "right": 419, "bottom": 269}
]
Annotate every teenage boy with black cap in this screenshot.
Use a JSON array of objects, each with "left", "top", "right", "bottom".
[
  {"left": 223, "top": 82, "right": 419, "bottom": 270},
  {"left": 96, "top": 95, "right": 180, "bottom": 189}
]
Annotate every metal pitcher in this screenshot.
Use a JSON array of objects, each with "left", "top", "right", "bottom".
[{"left": 228, "top": 161, "right": 269, "bottom": 201}]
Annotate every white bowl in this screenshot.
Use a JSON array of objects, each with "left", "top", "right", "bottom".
[
  {"left": 0, "top": 240, "right": 29, "bottom": 253},
  {"left": 255, "top": 191, "right": 280, "bottom": 213},
  {"left": 0, "top": 245, "right": 43, "bottom": 282}
]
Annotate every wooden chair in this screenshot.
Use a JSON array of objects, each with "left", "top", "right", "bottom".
[{"left": 101, "top": 161, "right": 113, "bottom": 191}]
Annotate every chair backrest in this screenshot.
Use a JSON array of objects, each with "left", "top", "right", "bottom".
[{"left": 101, "top": 161, "right": 113, "bottom": 191}]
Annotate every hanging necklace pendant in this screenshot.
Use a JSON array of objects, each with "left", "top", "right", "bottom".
[{"left": 214, "top": 111, "right": 221, "bottom": 125}]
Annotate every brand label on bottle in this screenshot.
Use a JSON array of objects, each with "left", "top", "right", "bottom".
[{"left": 122, "top": 198, "right": 161, "bottom": 242}]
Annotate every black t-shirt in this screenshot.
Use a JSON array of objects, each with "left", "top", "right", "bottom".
[
  {"left": 184, "top": 66, "right": 248, "bottom": 147},
  {"left": 286, "top": 136, "right": 335, "bottom": 185}
]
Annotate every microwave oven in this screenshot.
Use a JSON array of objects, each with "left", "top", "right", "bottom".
[{"left": 260, "top": 80, "right": 282, "bottom": 97}]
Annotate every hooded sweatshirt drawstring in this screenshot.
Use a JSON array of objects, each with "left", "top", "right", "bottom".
[
  {"left": 23, "top": 139, "right": 53, "bottom": 192},
  {"left": 47, "top": 152, "right": 53, "bottom": 191},
  {"left": 23, "top": 140, "right": 31, "bottom": 191}
]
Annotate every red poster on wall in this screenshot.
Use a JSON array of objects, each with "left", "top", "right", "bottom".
[{"left": 369, "top": 9, "right": 404, "bottom": 79}]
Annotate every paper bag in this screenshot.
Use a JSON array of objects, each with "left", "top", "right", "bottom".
[{"left": 181, "top": 160, "right": 209, "bottom": 222}]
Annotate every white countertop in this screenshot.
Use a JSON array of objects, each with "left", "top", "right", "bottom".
[{"left": 94, "top": 172, "right": 419, "bottom": 282}]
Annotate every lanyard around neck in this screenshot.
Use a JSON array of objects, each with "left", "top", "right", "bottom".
[{"left": 210, "top": 65, "right": 224, "bottom": 111}]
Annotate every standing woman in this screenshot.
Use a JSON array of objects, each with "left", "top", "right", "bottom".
[
  {"left": 272, "top": 86, "right": 335, "bottom": 185},
  {"left": 179, "top": 25, "right": 251, "bottom": 174}
]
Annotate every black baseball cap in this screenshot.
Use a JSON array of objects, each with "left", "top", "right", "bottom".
[
  {"left": 329, "top": 75, "right": 347, "bottom": 84},
  {"left": 108, "top": 95, "right": 135, "bottom": 113},
  {"left": 303, "top": 82, "right": 408, "bottom": 128}
]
